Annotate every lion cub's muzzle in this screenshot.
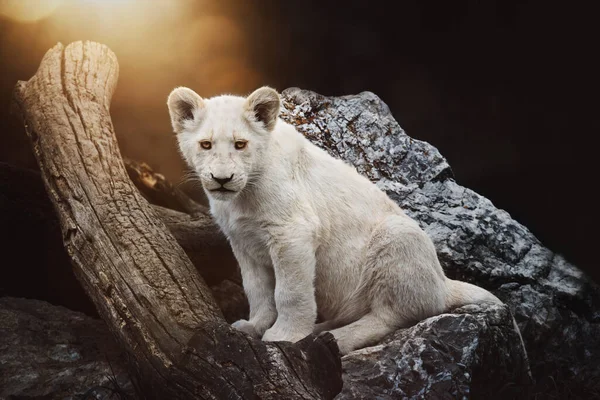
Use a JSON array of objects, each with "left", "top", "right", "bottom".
[{"left": 207, "top": 173, "right": 235, "bottom": 192}]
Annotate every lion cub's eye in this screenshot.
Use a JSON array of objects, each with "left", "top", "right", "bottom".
[
  {"left": 199, "top": 141, "right": 212, "bottom": 150},
  {"left": 234, "top": 140, "right": 247, "bottom": 150}
]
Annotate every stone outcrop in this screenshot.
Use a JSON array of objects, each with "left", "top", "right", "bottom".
[
  {"left": 280, "top": 88, "right": 600, "bottom": 397},
  {"left": 339, "top": 304, "right": 530, "bottom": 399},
  {"left": 0, "top": 297, "right": 133, "bottom": 400}
]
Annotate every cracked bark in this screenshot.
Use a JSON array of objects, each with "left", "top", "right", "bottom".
[
  {"left": 0, "top": 160, "right": 240, "bottom": 288},
  {"left": 11, "top": 41, "right": 341, "bottom": 399}
]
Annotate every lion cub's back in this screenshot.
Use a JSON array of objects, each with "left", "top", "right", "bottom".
[{"left": 303, "top": 143, "right": 401, "bottom": 224}]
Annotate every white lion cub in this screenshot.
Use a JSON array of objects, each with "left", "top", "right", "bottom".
[{"left": 167, "top": 86, "right": 501, "bottom": 354}]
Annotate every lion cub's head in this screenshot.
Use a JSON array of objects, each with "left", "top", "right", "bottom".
[{"left": 167, "top": 86, "right": 280, "bottom": 201}]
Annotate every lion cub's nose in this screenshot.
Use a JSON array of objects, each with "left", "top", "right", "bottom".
[{"left": 211, "top": 173, "right": 234, "bottom": 186}]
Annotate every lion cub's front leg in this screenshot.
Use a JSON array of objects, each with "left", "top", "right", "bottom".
[
  {"left": 230, "top": 245, "right": 277, "bottom": 338},
  {"left": 261, "top": 229, "right": 318, "bottom": 343}
]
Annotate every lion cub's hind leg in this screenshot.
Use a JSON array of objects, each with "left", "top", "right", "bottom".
[
  {"left": 327, "top": 313, "right": 395, "bottom": 354},
  {"left": 329, "top": 215, "right": 448, "bottom": 355}
]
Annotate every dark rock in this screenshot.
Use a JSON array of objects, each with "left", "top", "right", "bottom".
[
  {"left": 0, "top": 280, "right": 250, "bottom": 400},
  {"left": 339, "top": 304, "right": 530, "bottom": 399},
  {"left": 281, "top": 88, "right": 600, "bottom": 397},
  {"left": 0, "top": 297, "right": 134, "bottom": 400}
]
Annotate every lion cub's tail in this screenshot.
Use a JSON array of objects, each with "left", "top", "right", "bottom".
[
  {"left": 445, "top": 278, "right": 502, "bottom": 310},
  {"left": 445, "top": 277, "right": 531, "bottom": 378}
]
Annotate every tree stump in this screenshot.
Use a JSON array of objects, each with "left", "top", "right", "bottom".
[{"left": 11, "top": 41, "right": 342, "bottom": 400}]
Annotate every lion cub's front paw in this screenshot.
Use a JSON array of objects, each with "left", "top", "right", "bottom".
[
  {"left": 262, "top": 326, "right": 310, "bottom": 343},
  {"left": 231, "top": 319, "right": 260, "bottom": 339}
]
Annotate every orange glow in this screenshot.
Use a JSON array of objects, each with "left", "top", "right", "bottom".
[
  {"left": 0, "top": 0, "right": 263, "bottom": 183},
  {"left": 0, "top": 0, "right": 65, "bottom": 22}
]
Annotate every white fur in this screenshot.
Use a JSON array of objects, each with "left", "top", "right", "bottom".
[{"left": 167, "top": 86, "right": 502, "bottom": 354}]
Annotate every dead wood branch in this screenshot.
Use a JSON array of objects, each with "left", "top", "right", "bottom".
[{"left": 12, "top": 41, "right": 341, "bottom": 400}]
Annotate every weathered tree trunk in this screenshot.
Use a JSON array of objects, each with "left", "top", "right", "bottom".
[
  {"left": 152, "top": 204, "right": 241, "bottom": 285},
  {"left": 123, "top": 158, "right": 240, "bottom": 285},
  {"left": 0, "top": 161, "right": 239, "bottom": 287},
  {"left": 11, "top": 41, "right": 341, "bottom": 399}
]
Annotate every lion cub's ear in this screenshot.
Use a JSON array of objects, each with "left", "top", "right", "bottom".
[
  {"left": 167, "top": 87, "right": 205, "bottom": 133},
  {"left": 244, "top": 86, "right": 281, "bottom": 132}
]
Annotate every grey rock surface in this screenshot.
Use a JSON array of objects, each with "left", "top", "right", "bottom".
[
  {"left": 338, "top": 304, "right": 530, "bottom": 399},
  {"left": 280, "top": 87, "right": 600, "bottom": 397},
  {"left": 0, "top": 297, "right": 134, "bottom": 400},
  {"left": 0, "top": 281, "right": 250, "bottom": 400}
]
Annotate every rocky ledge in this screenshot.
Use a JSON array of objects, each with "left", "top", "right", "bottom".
[
  {"left": 1, "top": 296, "right": 529, "bottom": 400},
  {"left": 281, "top": 88, "right": 600, "bottom": 397},
  {"left": 0, "top": 297, "right": 134, "bottom": 400},
  {"left": 339, "top": 304, "right": 530, "bottom": 399}
]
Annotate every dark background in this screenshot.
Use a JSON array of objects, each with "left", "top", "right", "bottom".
[{"left": 1, "top": 0, "right": 598, "bottom": 293}]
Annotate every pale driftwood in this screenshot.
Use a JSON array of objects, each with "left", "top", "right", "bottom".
[
  {"left": 12, "top": 41, "right": 341, "bottom": 399},
  {"left": 0, "top": 161, "right": 239, "bottom": 287},
  {"left": 152, "top": 205, "right": 241, "bottom": 285},
  {"left": 122, "top": 158, "right": 240, "bottom": 284},
  {"left": 0, "top": 161, "right": 244, "bottom": 316}
]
